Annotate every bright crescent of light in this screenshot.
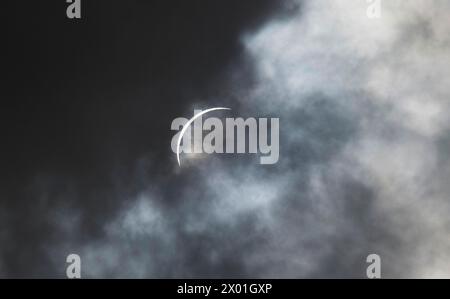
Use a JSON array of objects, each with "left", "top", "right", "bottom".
[{"left": 177, "top": 107, "right": 231, "bottom": 166}]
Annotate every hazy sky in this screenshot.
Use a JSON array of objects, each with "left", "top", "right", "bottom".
[{"left": 2, "top": 0, "right": 449, "bottom": 278}]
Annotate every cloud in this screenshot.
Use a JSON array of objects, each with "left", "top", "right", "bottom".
[{"left": 239, "top": 0, "right": 450, "bottom": 278}]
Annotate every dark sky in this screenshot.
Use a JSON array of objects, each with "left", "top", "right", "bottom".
[
  {"left": 2, "top": 1, "right": 450, "bottom": 278},
  {"left": 3, "top": 0, "right": 285, "bottom": 178}
]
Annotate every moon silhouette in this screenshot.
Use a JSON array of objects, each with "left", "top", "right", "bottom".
[{"left": 176, "top": 107, "right": 231, "bottom": 166}]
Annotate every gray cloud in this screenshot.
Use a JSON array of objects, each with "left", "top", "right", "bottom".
[{"left": 239, "top": 0, "right": 450, "bottom": 277}]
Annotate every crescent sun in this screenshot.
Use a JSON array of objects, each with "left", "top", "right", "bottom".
[{"left": 176, "top": 107, "right": 231, "bottom": 166}]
